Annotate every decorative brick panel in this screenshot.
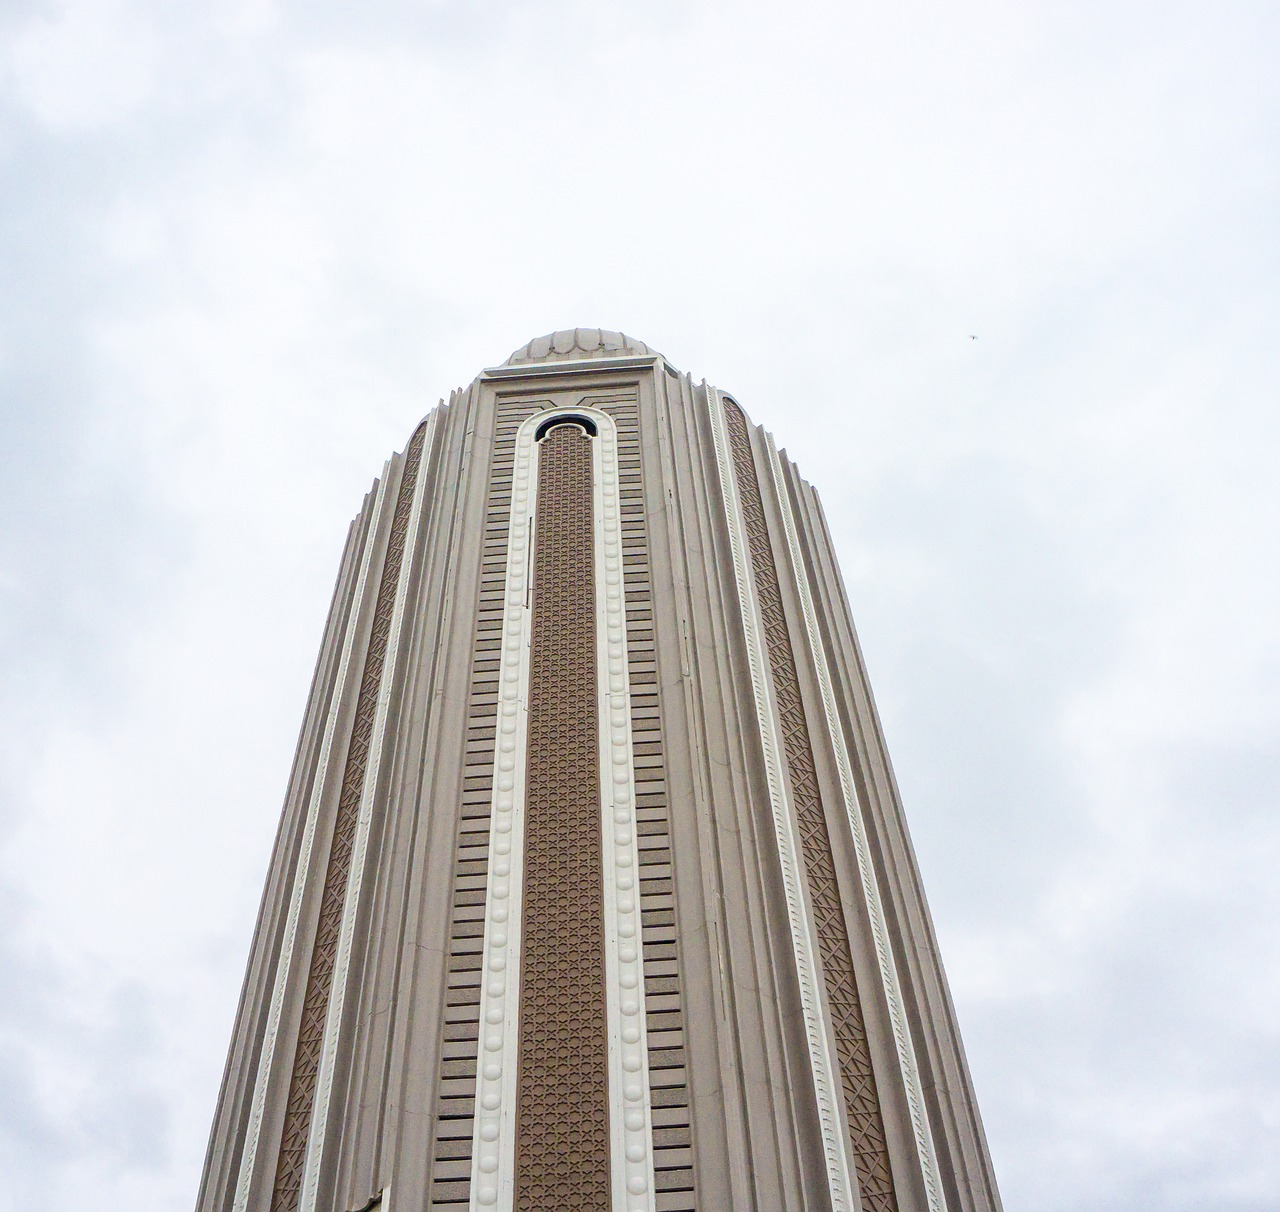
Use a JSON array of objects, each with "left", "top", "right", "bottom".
[
  {"left": 427, "top": 389, "right": 695, "bottom": 1210},
  {"left": 514, "top": 422, "right": 612, "bottom": 1208},
  {"left": 724, "top": 401, "right": 898, "bottom": 1212},
  {"left": 272, "top": 422, "right": 426, "bottom": 1211}
]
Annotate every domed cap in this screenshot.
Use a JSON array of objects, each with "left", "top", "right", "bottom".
[{"left": 504, "top": 328, "right": 659, "bottom": 365}]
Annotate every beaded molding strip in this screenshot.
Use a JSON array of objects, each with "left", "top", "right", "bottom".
[
  {"left": 466, "top": 412, "right": 537, "bottom": 1209},
  {"left": 271, "top": 421, "right": 428, "bottom": 1210},
  {"left": 297, "top": 415, "right": 438, "bottom": 1211},
  {"left": 591, "top": 412, "right": 658, "bottom": 1211},
  {"left": 764, "top": 437, "right": 946, "bottom": 1211},
  {"left": 468, "top": 406, "right": 656, "bottom": 1211},
  {"left": 705, "top": 388, "right": 858, "bottom": 1212},
  {"left": 232, "top": 467, "right": 396, "bottom": 1212}
]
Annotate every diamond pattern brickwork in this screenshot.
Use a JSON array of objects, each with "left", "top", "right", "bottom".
[
  {"left": 514, "top": 422, "right": 611, "bottom": 1208},
  {"left": 724, "top": 400, "right": 899, "bottom": 1211},
  {"left": 271, "top": 422, "right": 427, "bottom": 1211},
  {"left": 427, "top": 389, "right": 695, "bottom": 1209}
]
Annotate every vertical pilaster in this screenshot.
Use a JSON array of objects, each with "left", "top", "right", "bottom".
[
  {"left": 467, "top": 406, "right": 658, "bottom": 1212},
  {"left": 706, "top": 387, "right": 859, "bottom": 1212},
  {"left": 232, "top": 466, "right": 396, "bottom": 1212},
  {"left": 763, "top": 436, "right": 944, "bottom": 1212},
  {"left": 273, "top": 422, "right": 428, "bottom": 1212}
]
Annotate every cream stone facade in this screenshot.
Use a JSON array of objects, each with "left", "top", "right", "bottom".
[{"left": 198, "top": 331, "right": 1002, "bottom": 1212}]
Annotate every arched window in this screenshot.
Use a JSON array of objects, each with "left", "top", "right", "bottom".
[{"left": 535, "top": 413, "right": 597, "bottom": 441}]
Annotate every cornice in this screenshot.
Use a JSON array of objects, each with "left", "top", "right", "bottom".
[{"left": 481, "top": 355, "right": 665, "bottom": 380}]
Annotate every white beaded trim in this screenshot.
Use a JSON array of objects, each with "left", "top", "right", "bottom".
[
  {"left": 232, "top": 464, "right": 395, "bottom": 1212},
  {"left": 591, "top": 414, "right": 658, "bottom": 1212},
  {"left": 765, "top": 437, "right": 947, "bottom": 1211},
  {"left": 300, "top": 414, "right": 437, "bottom": 1212},
  {"left": 468, "top": 417, "right": 538, "bottom": 1210},
  {"left": 468, "top": 405, "right": 657, "bottom": 1211},
  {"left": 705, "top": 390, "right": 857, "bottom": 1212}
]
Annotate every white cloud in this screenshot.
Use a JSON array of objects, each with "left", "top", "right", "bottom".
[
  {"left": 1, "top": 0, "right": 1277, "bottom": 1206},
  {"left": 7, "top": 0, "right": 160, "bottom": 131}
]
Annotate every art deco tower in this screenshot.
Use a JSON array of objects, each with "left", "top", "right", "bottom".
[{"left": 199, "top": 331, "right": 1002, "bottom": 1212}]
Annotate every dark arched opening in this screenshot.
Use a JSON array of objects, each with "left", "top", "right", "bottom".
[{"left": 535, "top": 413, "right": 597, "bottom": 441}]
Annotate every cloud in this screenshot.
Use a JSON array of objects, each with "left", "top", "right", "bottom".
[{"left": 0, "top": 0, "right": 1277, "bottom": 1207}]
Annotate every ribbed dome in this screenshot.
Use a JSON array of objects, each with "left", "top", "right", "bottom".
[{"left": 504, "top": 328, "right": 658, "bottom": 366}]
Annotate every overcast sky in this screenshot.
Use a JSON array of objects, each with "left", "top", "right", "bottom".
[{"left": 2, "top": 0, "right": 1278, "bottom": 1207}]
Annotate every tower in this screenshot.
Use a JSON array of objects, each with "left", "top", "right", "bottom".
[{"left": 199, "top": 330, "right": 1002, "bottom": 1212}]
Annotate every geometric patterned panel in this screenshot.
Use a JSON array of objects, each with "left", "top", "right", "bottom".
[
  {"left": 272, "top": 422, "right": 427, "bottom": 1212},
  {"left": 427, "top": 387, "right": 697, "bottom": 1210},
  {"left": 514, "top": 423, "right": 611, "bottom": 1208},
  {"left": 724, "top": 401, "right": 899, "bottom": 1212}
]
